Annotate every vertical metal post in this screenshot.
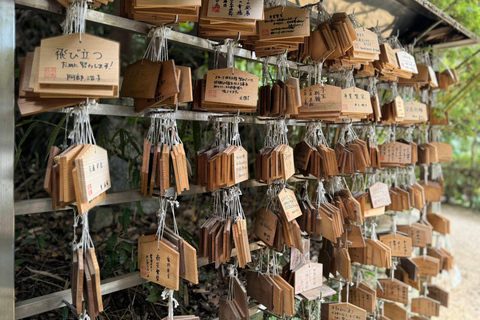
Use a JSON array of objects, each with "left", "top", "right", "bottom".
[{"left": 0, "top": 0, "right": 16, "bottom": 318}]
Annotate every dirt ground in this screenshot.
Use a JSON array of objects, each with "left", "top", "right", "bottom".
[{"left": 435, "top": 204, "right": 480, "bottom": 319}]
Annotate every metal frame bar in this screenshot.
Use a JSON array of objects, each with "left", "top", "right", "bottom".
[
  {"left": 15, "top": 242, "right": 265, "bottom": 319},
  {"left": 0, "top": 0, "right": 16, "bottom": 318},
  {"left": 14, "top": 179, "right": 267, "bottom": 215}
]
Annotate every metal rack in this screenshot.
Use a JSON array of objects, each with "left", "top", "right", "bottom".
[
  {"left": 5, "top": 0, "right": 477, "bottom": 319},
  {"left": 10, "top": 2, "right": 317, "bottom": 317}
]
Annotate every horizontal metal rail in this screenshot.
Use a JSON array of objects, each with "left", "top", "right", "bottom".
[
  {"left": 15, "top": 242, "right": 265, "bottom": 319},
  {"left": 14, "top": 179, "right": 267, "bottom": 215}
]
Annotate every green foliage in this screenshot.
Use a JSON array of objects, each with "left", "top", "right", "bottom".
[
  {"left": 423, "top": 1, "right": 480, "bottom": 208},
  {"left": 15, "top": 121, "right": 39, "bottom": 169}
]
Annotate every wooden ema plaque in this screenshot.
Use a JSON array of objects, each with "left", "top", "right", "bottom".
[
  {"left": 341, "top": 87, "right": 372, "bottom": 116},
  {"left": 72, "top": 166, "right": 107, "bottom": 215},
  {"left": 233, "top": 146, "right": 249, "bottom": 184},
  {"left": 411, "top": 297, "right": 440, "bottom": 317},
  {"left": 278, "top": 188, "right": 302, "bottom": 222},
  {"left": 379, "top": 142, "right": 412, "bottom": 166},
  {"left": 369, "top": 182, "right": 391, "bottom": 208},
  {"left": 352, "top": 28, "right": 380, "bottom": 54},
  {"left": 402, "top": 100, "right": 428, "bottom": 124},
  {"left": 253, "top": 208, "right": 278, "bottom": 247},
  {"left": 411, "top": 256, "right": 440, "bottom": 277},
  {"left": 427, "top": 284, "right": 449, "bottom": 307},
  {"left": 206, "top": 0, "right": 263, "bottom": 20},
  {"left": 429, "top": 142, "right": 453, "bottom": 162},
  {"left": 120, "top": 59, "right": 161, "bottom": 99},
  {"left": 204, "top": 68, "right": 258, "bottom": 108},
  {"left": 324, "top": 302, "right": 366, "bottom": 320},
  {"left": 379, "top": 233, "right": 412, "bottom": 257},
  {"left": 293, "top": 261, "right": 322, "bottom": 294},
  {"left": 258, "top": 6, "right": 310, "bottom": 41},
  {"left": 397, "top": 223, "right": 432, "bottom": 248},
  {"left": 290, "top": 238, "right": 310, "bottom": 271},
  {"left": 342, "top": 282, "right": 376, "bottom": 313},
  {"left": 246, "top": 271, "right": 273, "bottom": 310},
  {"left": 138, "top": 235, "right": 180, "bottom": 290},
  {"left": 383, "top": 302, "right": 408, "bottom": 320},
  {"left": 299, "top": 84, "right": 342, "bottom": 112},
  {"left": 38, "top": 33, "right": 120, "bottom": 87},
  {"left": 74, "top": 145, "right": 111, "bottom": 203},
  {"left": 377, "top": 278, "right": 409, "bottom": 305},
  {"left": 396, "top": 51, "right": 418, "bottom": 74}
]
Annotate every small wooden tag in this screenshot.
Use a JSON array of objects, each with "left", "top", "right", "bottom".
[
  {"left": 204, "top": 68, "right": 259, "bottom": 108},
  {"left": 411, "top": 256, "right": 440, "bottom": 277},
  {"left": 383, "top": 302, "right": 408, "bottom": 320},
  {"left": 327, "top": 302, "right": 366, "bottom": 320},
  {"left": 253, "top": 208, "right": 278, "bottom": 247},
  {"left": 120, "top": 59, "right": 161, "bottom": 99},
  {"left": 369, "top": 182, "right": 391, "bottom": 208},
  {"left": 427, "top": 284, "right": 449, "bottom": 307},
  {"left": 411, "top": 297, "right": 440, "bottom": 317},
  {"left": 377, "top": 278, "right": 409, "bottom": 305},
  {"left": 293, "top": 261, "right": 323, "bottom": 294},
  {"left": 282, "top": 145, "right": 295, "bottom": 180},
  {"left": 379, "top": 233, "right": 412, "bottom": 257},
  {"left": 258, "top": 6, "right": 310, "bottom": 40},
  {"left": 75, "top": 145, "right": 111, "bottom": 203},
  {"left": 233, "top": 146, "right": 249, "bottom": 184},
  {"left": 138, "top": 235, "right": 180, "bottom": 290},
  {"left": 207, "top": 0, "right": 263, "bottom": 20},
  {"left": 396, "top": 51, "right": 418, "bottom": 74},
  {"left": 278, "top": 188, "right": 302, "bottom": 222}
]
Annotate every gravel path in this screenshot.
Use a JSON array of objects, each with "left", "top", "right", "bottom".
[{"left": 435, "top": 204, "right": 480, "bottom": 319}]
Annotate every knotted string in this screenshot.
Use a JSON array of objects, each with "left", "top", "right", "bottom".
[
  {"left": 162, "top": 288, "right": 179, "bottom": 320},
  {"left": 62, "top": 0, "right": 91, "bottom": 42}
]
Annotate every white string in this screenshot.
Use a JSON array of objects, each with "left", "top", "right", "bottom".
[
  {"left": 62, "top": 0, "right": 91, "bottom": 41},
  {"left": 144, "top": 26, "right": 170, "bottom": 62},
  {"left": 162, "top": 288, "right": 179, "bottom": 320}
]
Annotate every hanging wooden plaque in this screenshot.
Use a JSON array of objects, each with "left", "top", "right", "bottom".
[
  {"left": 379, "top": 233, "right": 412, "bottom": 257},
  {"left": 206, "top": 0, "right": 263, "bottom": 20},
  {"left": 290, "top": 238, "right": 310, "bottom": 271},
  {"left": 327, "top": 302, "right": 366, "bottom": 320},
  {"left": 293, "top": 261, "right": 323, "bottom": 294},
  {"left": 75, "top": 145, "right": 111, "bottom": 203},
  {"left": 138, "top": 235, "right": 180, "bottom": 290},
  {"left": 38, "top": 33, "right": 120, "bottom": 87},
  {"left": 383, "top": 302, "right": 408, "bottom": 320},
  {"left": 341, "top": 87, "right": 373, "bottom": 115},
  {"left": 282, "top": 145, "right": 295, "bottom": 180},
  {"left": 369, "top": 182, "right": 391, "bottom": 208},
  {"left": 233, "top": 146, "right": 249, "bottom": 184},
  {"left": 379, "top": 142, "right": 412, "bottom": 165},
  {"left": 120, "top": 59, "right": 161, "bottom": 99},
  {"left": 411, "top": 256, "right": 440, "bottom": 277},
  {"left": 342, "top": 283, "right": 376, "bottom": 313},
  {"left": 278, "top": 188, "right": 302, "bottom": 222},
  {"left": 427, "top": 284, "right": 449, "bottom": 307},
  {"left": 352, "top": 28, "right": 380, "bottom": 54},
  {"left": 377, "top": 278, "right": 409, "bottom": 305},
  {"left": 253, "top": 208, "right": 278, "bottom": 247},
  {"left": 411, "top": 297, "right": 440, "bottom": 317},
  {"left": 258, "top": 6, "right": 310, "bottom": 40},
  {"left": 402, "top": 100, "right": 427, "bottom": 124},
  {"left": 396, "top": 51, "right": 418, "bottom": 74},
  {"left": 204, "top": 68, "right": 259, "bottom": 108},
  {"left": 299, "top": 84, "right": 342, "bottom": 112}
]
